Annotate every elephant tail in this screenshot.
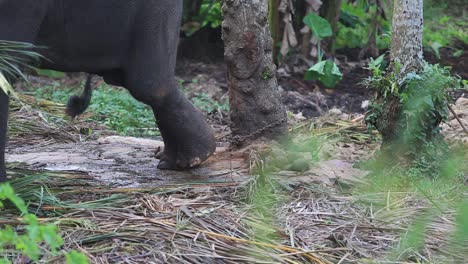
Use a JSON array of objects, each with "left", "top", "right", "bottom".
[{"left": 66, "top": 74, "right": 94, "bottom": 118}]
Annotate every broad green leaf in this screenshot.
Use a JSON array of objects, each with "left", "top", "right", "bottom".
[
  {"left": 369, "top": 54, "right": 385, "bottom": 70},
  {"left": 305, "top": 61, "right": 327, "bottom": 81},
  {"left": 303, "top": 13, "right": 333, "bottom": 39},
  {"left": 305, "top": 60, "right": 343, "bottom": 88}
]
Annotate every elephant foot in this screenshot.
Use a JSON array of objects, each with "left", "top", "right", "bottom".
[
  {"left": 152, "top": 88, "right": 216, "bottom": 171},
  {"left": 157, "top": 138, "right": 216, "bottom": 170}
]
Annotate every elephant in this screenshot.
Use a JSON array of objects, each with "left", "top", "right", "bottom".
[{"left": 0, "top": 0, "right": 217, "bottom": 182}]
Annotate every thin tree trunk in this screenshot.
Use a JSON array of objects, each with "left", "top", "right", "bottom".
[
  {"left": 222, "top": 0, "right": 288, "bottom": 144},
  {"left": 321, "top": 0, "right": 342, "bottom": 58},
  {"left": 359, "top": 0, "right": 380, "bottom": 60},
  {"left": 377, "top": 0, "right": 424, "bottom": 143},
  {"left": 269, "top": 0, "right": 281, "bottom": 63},
  {"left": 390, "top": 0, "right": 424, "bottom": 75}
]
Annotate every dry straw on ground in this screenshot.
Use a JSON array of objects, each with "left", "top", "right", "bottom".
[{"left": 2, "top": 96, "right": 466, "bottom": 263}]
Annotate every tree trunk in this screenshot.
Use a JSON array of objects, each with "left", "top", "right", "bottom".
[
  {"left": 390, "top": 0, "right": 424, "bottom": 75},
  {"left": 269, "top": 0, "right": 281, "bottom": 63},
  {"left": 358, "top": 0, "right": 380, "bottom": 60},
  {"left": 222, "top": 0, "right": 288, "bottom": 144},
  {"left": 377, "top": 0, "right": 424, "bottom": 143},
  {"left": 320, "top": 0, "right": 342, "bottom": 58}
]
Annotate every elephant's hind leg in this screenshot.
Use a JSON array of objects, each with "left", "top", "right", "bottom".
[{"left": 125, "top": 77, "right": 216, "bottom": 170}]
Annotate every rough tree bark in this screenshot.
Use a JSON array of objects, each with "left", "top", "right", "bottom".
[
  {"left": 376, "top": 0, "right": 424, "bottom": 143},
  {"left": 390, "top": 0, "right": 424, "bottom": 74},
  {"left": 221, "top": 0, "right": 288, "bottom": 144}
]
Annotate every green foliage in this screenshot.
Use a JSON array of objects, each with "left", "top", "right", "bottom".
[
  {"left": 303, "top": 13, "right": 333, "bottom": 39},
  {"left": 66, "top": 250, "right": 89, "bottom": 264},
  {"left": 423, "top": 1, "right": 468, "bottom": 53},
  {"left": 356, "top": 146, "right": 467, "bottom": 262},
  {"left": 336, "top": 2, "right": 391, "bottom": 50},
  {"left": 190, "top": 93, "right": 229, "bottom": 113},
  {"left": 87, "top": 86, "right": 158, "bottom": 137},
  {"left": 305, "top": 60, "right": 343, "bottom": 88},
  {"left": 182, "top": 0, "right": 222, "bottom": 36},
  {"left": 365, "top": 60, "right": 463, "bottom": 175},
  {"left": 0, "top": 183, "right": 27, "bottom": 212},
  {"left": 303, "top": 13, "right": 343, "bottom": 88},
  {"left": 0, "top": 41, "right": 43, "bottom": 84},
  {"left": 0, "top": 41, "right": 43, "bottom": 97},
  {"left": 198, "top": 1, "right": 222, "bottom": 29},
  {"left": 33, "top": 84, "right": 159, "bottom": 137},
  {"left": 35, "top": 69, "right": 66, "bottom": 78},
  {"left": 0, "top": 183, "right": 88, "bottom": 263}
]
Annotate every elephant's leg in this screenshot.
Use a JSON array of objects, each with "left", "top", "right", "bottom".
[
  {"left": 0, "top": 1, "right": 49, "bottom": 181},
  {"left": 122, "top": 1, "right": 215, "bottom": 169},
  {"left": 0, "top": 91, "right": 8, "bottom": 182},
  {"left": 125, "top": 77, "right": 216, "bottom": 170}
]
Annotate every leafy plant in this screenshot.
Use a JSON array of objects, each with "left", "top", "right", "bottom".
[
  {"left": 182, "top": 0, "right": 222, "bottom": 36},
  {"left": 336, "top": 1, "right": 391, "bottom": 50},
  {"left": 305, "top": 60, "right": 343, "bottom": 88},
  {"left": 303, "top": 13, "right": 343, "bottom": 88},
  {"left": 364, "top": 59, "right": 463, "bottom": 175},
  {"left": 0, "top": 183, "right": 88, "bottom": 263},
  {"left": 423, "top": 1, "right": 468, "bottom": 52},
  {"left": 0, "top": 41, "right": 42, "bottom": 96}
]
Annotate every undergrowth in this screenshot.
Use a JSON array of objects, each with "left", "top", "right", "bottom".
[
  {"left": 0, "top": 183, "right": 88, "bottom": 264},
  {"left": 364, "top": 57, "right": 463, "bottom": 175},
  {"left": 32, "top": 83, "right": 158, "bottom": 137},
  {"left": 30, "top": 78, "right": 226, "bottom": 137},
  {"left": 355, "top": 145, "right": 468, "bottom": 262},
  {"left": 424, "top": 0, "right": 468, "bottom": 57}
]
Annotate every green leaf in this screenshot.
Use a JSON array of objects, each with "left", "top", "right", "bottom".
[
  {"left": 66, "top": 251, "right": 89, "bottom": 264},
  {"left": 305, "top": 60, "right": 343, "bottom": 88},
  {"left": 305, "top": 61, "right": 326, "bottom": 81},
  {"left": 430, "top": 41, "right": 442, "bottom": 59},
  {"left": 0, "top": 183, "right": 28, "bottom": 213},
  {"left": 34, "top": 69, "right": 66, "bottom": 78},
  {"left": 422, "top": 95, "right": 434, "bottom": 108},
  {"left": 16, "top": 236, "right": 41, "bottom": 260},
  {"left": 303, "top": 13, "right": 333, "bottom": 39},
  {"left": 0, "top": 71, "right": 14, "bottom": 96}
]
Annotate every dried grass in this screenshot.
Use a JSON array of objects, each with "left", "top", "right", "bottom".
[{"left": 2, "top": 96, "right": 465, "bottom": 263}]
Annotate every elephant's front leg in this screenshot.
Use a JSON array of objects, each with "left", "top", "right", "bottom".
[
  {"left": 0, "top": 91, "right": 8, "bottom": 182},
  {"left": 152, "top": 86, "right": 216, "bottom": 169}
]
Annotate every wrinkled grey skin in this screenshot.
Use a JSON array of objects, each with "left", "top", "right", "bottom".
[{"left": 0, "top": 0, "right": 216, "bottom": 181}]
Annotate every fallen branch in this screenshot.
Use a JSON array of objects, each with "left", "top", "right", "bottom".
[{"left": 448, "top": 104, "right": 468, "bottom": 136}]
